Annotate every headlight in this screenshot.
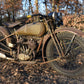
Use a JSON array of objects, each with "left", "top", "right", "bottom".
[{"left": 52, "top": 12, "right": 58, "bottom": 19}]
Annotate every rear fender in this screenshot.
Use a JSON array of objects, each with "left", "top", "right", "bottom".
[
  {"left": 42, "top": 27, "right": 84, "bottom": 61},
  {"left": 0, "top": 26, "right": 12, "bottom": 46}
]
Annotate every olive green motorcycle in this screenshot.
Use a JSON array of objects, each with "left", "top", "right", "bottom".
[{"left": 0, "top": 12, "right": 84, "bottom": 77}]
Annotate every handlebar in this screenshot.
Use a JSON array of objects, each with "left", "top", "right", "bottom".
[
  {"left": 31, "top": 14, "right": 47, "bottom": 18},
  {"left": 32, "top": 14, "right": 43, "bottom": 17}
]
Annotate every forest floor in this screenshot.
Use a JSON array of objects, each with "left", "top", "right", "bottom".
[{"left": 0, "top": 59, "right": 84, "bottom": 84}]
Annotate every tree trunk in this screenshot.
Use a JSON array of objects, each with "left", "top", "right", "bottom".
[
  {"left": 57, "top": 4, "right": 59, "bottom": 12},
  {"left": 35, "top": 0, "right": 38, "bottom": 13},
  {"left": 45, "top": 0, "right": 48, "bottom": 15},
  {"left": 52, "top": 0, "right": 55, "bottom": 12},
  {"left": 12, "top": 10, "right": 15, "bottom": 22},
  {"left": 83, "top": 0, "right": 84, "bottom": 14},
  {"left": 29, "top": 0, "right": 33, "bottom": 14},
  {"left": 7, "top": 10, "right": 11, "bottom": 22},
  {"left": 0, "top": 14, "right": 2, "bottom": 25}
]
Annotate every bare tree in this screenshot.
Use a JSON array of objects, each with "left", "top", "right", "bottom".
[
  {"left": 43, "top": 0, "right": 48, "bottom": 15},
  {"left": 4, "top": 0, "right": 22, "bottom": 22},
  {"left": 35, "top": 0, "right": 38, "bottom": 13},
  {"left": 29, "top": 0, "right": 33, "bottom": 14}
]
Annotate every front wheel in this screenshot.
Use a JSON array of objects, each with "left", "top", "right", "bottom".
[{"left": 46, "top": 32, "right": 84, "bottom": 77}]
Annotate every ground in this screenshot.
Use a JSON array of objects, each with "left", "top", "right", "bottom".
[{"left": 0, "top": 60, "right": 84, "bottom": 84}]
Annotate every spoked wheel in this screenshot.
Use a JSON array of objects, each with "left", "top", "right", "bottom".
[{"left": 46, "top": 32, "right": 84, "bottom": 77}]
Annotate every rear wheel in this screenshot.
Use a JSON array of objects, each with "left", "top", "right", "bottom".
[{"left": 46, "top": 32, "right": 84, "bottom": 77}]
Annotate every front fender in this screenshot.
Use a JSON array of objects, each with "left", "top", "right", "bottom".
[
  {"left": 42, "top": 27, "right": 84, "bottom": 61},
  {"left": 55, "top": 27, "right": 84, "bottom": 37}
]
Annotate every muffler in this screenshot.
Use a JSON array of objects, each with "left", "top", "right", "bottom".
[{"left": 0, "top": 53, "right": 14, "bottom": 60}]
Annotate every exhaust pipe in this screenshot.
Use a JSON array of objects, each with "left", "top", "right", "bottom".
[
  {"left": 0, "top": 53, "right": 6, "bottom": 58},
  {"left": 0, "top": 53, "right": 14, "bottom": 60}
]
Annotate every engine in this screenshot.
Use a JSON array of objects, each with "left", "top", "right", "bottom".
[{"left": 17, "top": 36, "right": 37, "bottom": 61}]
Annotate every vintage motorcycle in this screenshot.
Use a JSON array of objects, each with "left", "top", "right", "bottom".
[{"left": 0, "top": 12, "right": 84, "bottom": 77}]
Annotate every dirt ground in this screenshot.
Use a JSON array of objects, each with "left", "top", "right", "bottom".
[{"left": 0, "top": 60, "right": 84, "bottom": 84}]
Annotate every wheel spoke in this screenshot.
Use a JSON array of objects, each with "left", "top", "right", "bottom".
[
  {"left": 0, "top": 42, "right": 11, "bottom": 50},
  {"left": 54, "top": 36, "right": 83, "bottom": 70},
  {"left": 65, "top": 34, "right": 76, "bottom": 56}
]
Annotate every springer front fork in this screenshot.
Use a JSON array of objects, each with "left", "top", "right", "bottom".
[{"left": 46, "top": 20, "right": 76, "bottom": 58}]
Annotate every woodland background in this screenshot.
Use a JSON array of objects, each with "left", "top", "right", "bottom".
[{"left": 0, "top": 0, "right": 84, "bottom": 30}]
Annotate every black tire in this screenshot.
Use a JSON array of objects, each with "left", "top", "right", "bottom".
[{"left": 46, "top": 31, "right": 84, "bottom": 77}]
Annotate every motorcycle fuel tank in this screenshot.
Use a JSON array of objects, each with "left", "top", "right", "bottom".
[{"left": 17, "top": 22, "right": 46, "bottom": 37}]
